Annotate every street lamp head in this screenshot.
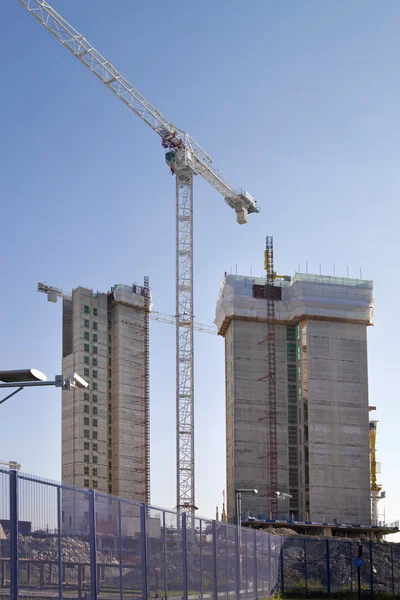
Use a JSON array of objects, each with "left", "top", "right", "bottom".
[
  {"left": 68, "top": 372, "right": 89, "bottom": 389},
  {"left": 235, "top": 488, "right": 258, "bottom": 495},
  {"left": 59, "top": 373, "right": 89, "bottom": 390},
  {"left": 0, "top": 368, "right": 87, "bottom": 407},
  {"left": 275, "top": 491, "right": 293, "bottom": 499},
  {"left": 0, "top": 369, "right": 47, "bottom": 383}
]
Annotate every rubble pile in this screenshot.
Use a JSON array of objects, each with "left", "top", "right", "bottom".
[{"left": 18, "top": 534, "right": 118, "bottom": 565}]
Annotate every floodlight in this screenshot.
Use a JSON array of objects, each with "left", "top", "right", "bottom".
[{"left": 0, "top": 369, "right": 47, "bottom": 383}]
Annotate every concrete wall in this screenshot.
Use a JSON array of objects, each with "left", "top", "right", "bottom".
[
  {"left": 226, "top": 320, "right": 290, "bottom": 521},
  {"left": 306, "top": 320, "right": 370, "bottom": 523},
  {"left": 111, "top": 302, "right": 147, "bottom": 501}
]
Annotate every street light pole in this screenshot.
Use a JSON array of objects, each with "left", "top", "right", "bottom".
[
  {"left": 236, "top": 492, "right": 242, "bottom": 527},
  {"left": 0, "top": 369, "right": 88, "bottom": 405},
  {"left": 235, "top": 488, "right": 258, "bottom": 594}
]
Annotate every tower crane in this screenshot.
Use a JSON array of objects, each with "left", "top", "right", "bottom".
[
  {"left": 16, "top": 3, "right": 258, "bottom": 517},
  {"left": 15, "top": 0, "right": 259, "bottom": 518}
]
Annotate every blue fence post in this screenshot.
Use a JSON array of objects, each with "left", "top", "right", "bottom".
[
  {"left": 226, "top": 526, "right": 229, "bottom": 599},
  {"left": 9, "top": 469, "right": 18, "bottom": 600},
  {"left": 268, "top": 532, "right": 271, "bottom": 596},
  {"left": 140, "top": 503, "right": 148, "bottom": 600},
  {"left": 245, "top": 534, "right": 249, "bottom": 599},
  {"left": 182, "top": 513, "right": 189, "bottom": 600},
  {"left": 253, "top": 530, "right": 257, "bottom": 600},
  {"left": 212, "top": 520, "right": 218, "bottom": 600},
  {"left": 163, "top": 511, "right": 168, "bottom": 600},
  {"left": 199, "top": 519, "right": 204, "bottom": 600},
  {"left": 235, "top": 524, "right": 240, "bottom": 600},
  {"left": 280, "top": 543, "right": 284, "bottom": 595},
  {"left": 118, "top": 500, "right": 123, "bottom": 600},
  {"left": 350, "top": 543, "right": 353, "bottom": 593},
  {"left": 88, "top": 489, "right": 98, "bottom": 600},
  {"left": 304, "top": 538, "right": 308, "bottom": 595},
  {"left": 260, "top": 531, "right": 264, "bottom": 597},
  {"left": 326, "top": 539, "right": 331, "bottom": 594},
  {"left": 369, "top": 541, "right": 374, "bottom": 597},
  {"left": 57, "top": 486, "right": 63, "bottom": 600},
  {"left": 391, "top": 544, "right": 395, "bottom": 597}
]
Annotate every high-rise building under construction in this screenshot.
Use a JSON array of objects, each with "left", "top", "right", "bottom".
[
  {"left": 61, "top": 280, "right": 150, "bottom": 504},
  {"left": 215, "top": 271, "right": 373, "bottom": 524}
]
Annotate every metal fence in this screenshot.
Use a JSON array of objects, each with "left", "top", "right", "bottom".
[
  {"left": 281, "top": 537, "right": 400, "bottom": 598},
  {"left": 0, "top": 469, "right": 282, "bottom": 599},
  {"left": 1, "top": 469, "right": 400, "bottom": 599}
]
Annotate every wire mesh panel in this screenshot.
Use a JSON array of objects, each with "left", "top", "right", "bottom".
[
  {"left": 329, "top": 540, "right": 352, "bottom": 593},
  {"left": 146, "top": 507, "right": 166, "bottom": 600},
  {"left": 245, "top": 528, "right": 255, "bottom": 599},
  {"left": 393, "top": 543, "right": 400, "bottom": 595},
  {"left": 18, "top": 476, "right": 59, "bottom": 598},
  {"left": 199, "top": 518, "right": 214, "bottom": 600},
  {"left": 216, "top": 521, "right": 228, "bottom": 598},
  {"left": 165, "top": 511, "right": 183, "bottom": 599},
  {"left": 61, "top": 485, "right": 91, "bottom": 599},
  {"left": 120, "top": 500, "right": 142, "bottom": 599},
  {"left": 95, "top": 493, "right": 121, "bottom": 599},
  {"left": 281, "top": 537, "right": 306, "bottom": 594},
  {"left": 239, "top": 527, "right": 252, "bottom": 599},
  {"left": 305, "top": 539, "right": 327, "bottom": 593},
  {"left": 270, "top": 532, "right": 282, "bottom": 596},
  {"left": 371, "top": 541, "right": 393, "bottom": 595},
  {"left": 358, "top": 542, "right": 373, "bottom": 594},
  {"left": 226, "top": 524, "right": 237, "bottom": 599},
  {"left": 239, "top": 527, "right": 248, "bottom": 598},
  {"left": 187, "top": 517, "right": 203, "bottom": 598},
  {"left": 255, "top": 530, "right": 265, "bottom": 597},
  {"left": 0, "top": 470, "right": 10, "bottom": 599}
]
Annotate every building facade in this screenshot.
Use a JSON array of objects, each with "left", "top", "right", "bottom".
[
  {"left": 215, "top": 273, "right": 373, "bottom": 525},
  {"left": 61, "top": 281, "right": 150, "bottom": 509}
]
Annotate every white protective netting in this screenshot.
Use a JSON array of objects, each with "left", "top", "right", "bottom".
[
  {"left": 215, "top": 273, "right": 373, "bottom": 332},
  {"left": 113, "top": 284, "right": 153, "bottom": 311}
]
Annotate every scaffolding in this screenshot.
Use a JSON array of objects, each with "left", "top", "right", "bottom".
[
  {"left": 143, "top": 276, "right": 150, "bottom": 505},
  {"left": 265, "top": 237, "right": 277, "bottom": 514},
  {"left": 109, "top": 282, "right": 151, "bottom": 503}
]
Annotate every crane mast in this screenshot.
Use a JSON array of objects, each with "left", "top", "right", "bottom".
[
  {"left": 176, "top": 169, "right": 195, "bottom": 513},
  {"left": 15, "top": 0, "right": 260, "bottom": 519}
]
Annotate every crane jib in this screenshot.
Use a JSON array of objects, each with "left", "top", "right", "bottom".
[{"left": 15, "top": 0, "right": 259, "bottom": 216}]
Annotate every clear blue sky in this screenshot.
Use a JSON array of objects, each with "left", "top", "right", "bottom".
[{"left": 1, "top": 0, "right": 400, "bottom": 527}]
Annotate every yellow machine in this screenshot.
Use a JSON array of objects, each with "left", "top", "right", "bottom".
[{"left": 369, "top": 420, "right": 383, "bottom": 524}]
